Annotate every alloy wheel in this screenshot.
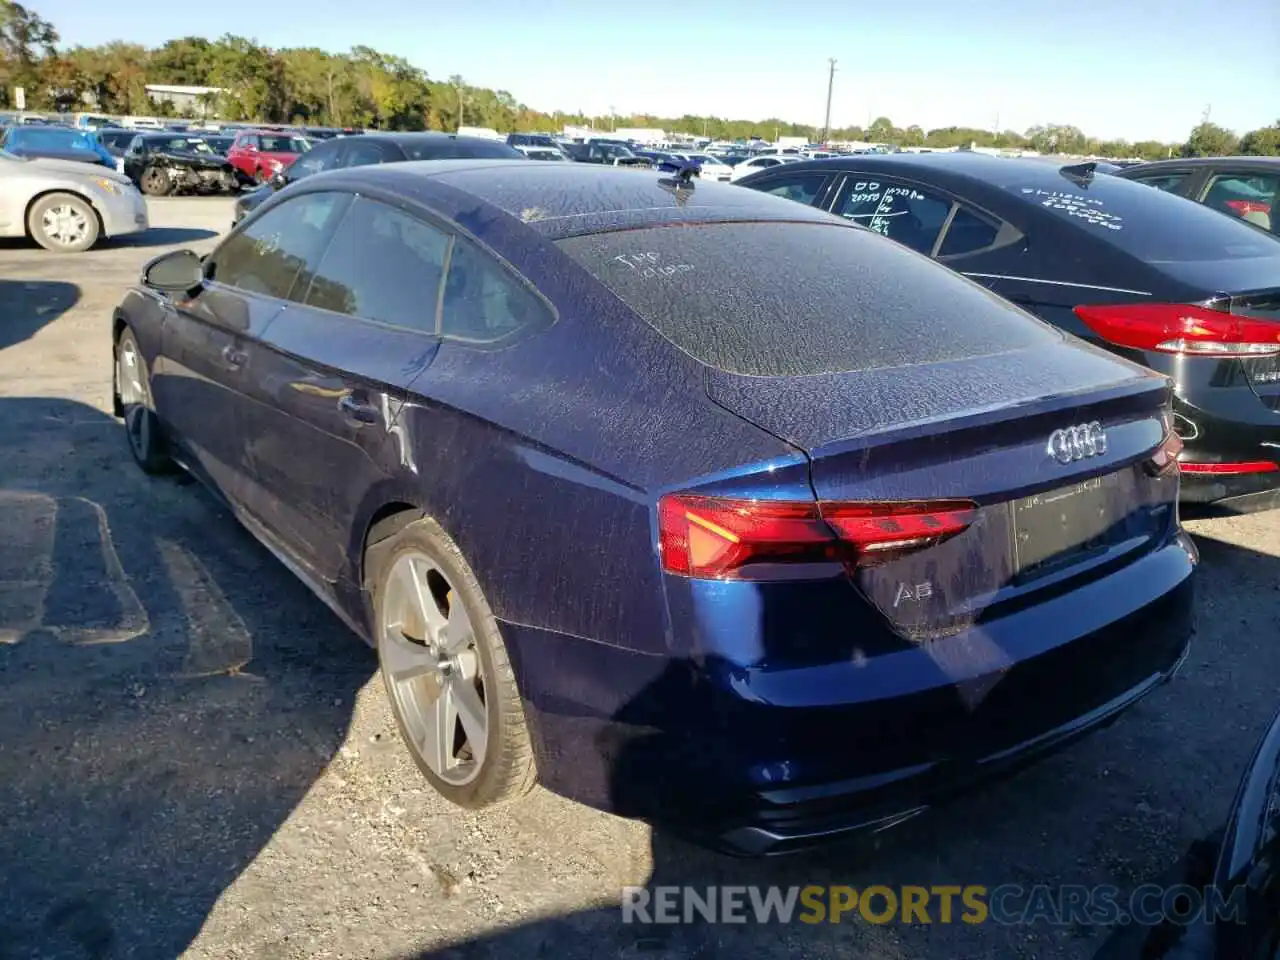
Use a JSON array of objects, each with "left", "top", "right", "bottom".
[
  {"left": 380, "top": 551, "right": 488, "bottom": 786},
  {"left": 40, "top": 204, "right": 89, "bottom": 248}
]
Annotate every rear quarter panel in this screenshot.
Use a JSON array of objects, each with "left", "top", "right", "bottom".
[{"left": 376, "top": 193, "right": 800, "bottom": 654}]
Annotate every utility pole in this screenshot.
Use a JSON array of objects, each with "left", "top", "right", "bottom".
[
  {"left": 821, "top": 58, "right": 836, "bottom": 142},
  {"left": 609, "top": 104, "right": 616, "bottom": 132}
]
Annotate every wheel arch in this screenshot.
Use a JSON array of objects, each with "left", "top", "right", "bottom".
[{"left": 24, "top": 188, "right": 104, "bottom": 242}]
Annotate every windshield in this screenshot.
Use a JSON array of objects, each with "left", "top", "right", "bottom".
[
  {"left": 259, "top": 135, "right": 309, "bottom": 153},
  {"left": 157, "top": 137, "right": 216, "bottom": 154}
]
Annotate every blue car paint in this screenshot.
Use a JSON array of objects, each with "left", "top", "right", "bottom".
[
  {"left": 1, "top": 125, "right": 115, "bottom": 168},
  {"left": 118, "top": 162, "right": 1196, "bottom": 854}
]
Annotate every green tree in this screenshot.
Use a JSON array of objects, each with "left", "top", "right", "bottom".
[
  {"left": 1183, "top": 122, "right": 1239, "bottom": 157},
  {"left": 1239, "top": 122, "right": 1280, "bottom": 156},
  {"left": 0, "top": 0, "right": 57, "bottom": 106}
]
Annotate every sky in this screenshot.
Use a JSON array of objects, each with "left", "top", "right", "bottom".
[{"left": 34, "top": 0, "right": 1280, "bottom": 143}]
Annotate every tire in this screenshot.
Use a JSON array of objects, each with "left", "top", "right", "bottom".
[
  {"left": 113, "top": 327, "right": 176, "bottom": 475},
  {"left": 26, "top": 193, "right": 100, "bottom": 253},
  {"left": 139, "top": 166, "right": 170, "bottom": 197},
  {"left": 252, "top": 165, "right": 268, "bottom": 185},
  {"left": 369, "top": 517, "right": 536, "bottom": 808}
]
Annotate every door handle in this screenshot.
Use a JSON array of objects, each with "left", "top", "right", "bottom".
[
  {"left": 338, "top": 394, "right": 380, "bottom": 424},
  {"left": 221, "top": 345, "right": 248, "bottom": 368}
]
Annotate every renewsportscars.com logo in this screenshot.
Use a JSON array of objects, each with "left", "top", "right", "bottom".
[{"left": 621, "top": 884, "right": 1247, "bottom": 927}]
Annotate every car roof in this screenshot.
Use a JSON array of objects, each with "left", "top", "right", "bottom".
[
  {"left": 1119, "top": 156, "right": 1280, "bottom": 173},
  {"left": 360, "top": 132, "right": 512, "bottom": 147},
  {"left": 306, "top": 159, "right": 847, "bottom": 240}
]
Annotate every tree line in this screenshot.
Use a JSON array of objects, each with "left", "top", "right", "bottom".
[{"left": 2, "top": 1, "right": 1277, "bottom": 159}]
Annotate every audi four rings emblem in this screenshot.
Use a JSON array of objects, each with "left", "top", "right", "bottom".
[{"left": 1047, "top": 422, "right": 1108, "bottom": 464}]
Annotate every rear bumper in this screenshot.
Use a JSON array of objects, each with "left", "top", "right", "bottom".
[
  {"left": 502, "top": 532, "right": 1197, "bottom": 855},
  {"left": 1170, "top": 394, "right": 1280, "bottom": 508}
]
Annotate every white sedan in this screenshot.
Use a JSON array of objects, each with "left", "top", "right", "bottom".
[
  {"left": 732, "top": 154, "right": 798, "bottom": 183},
  {"left": 728, "top": 154, "right": 802, "bottom": 183},
  {"left": 672, "top": 153, "right": 733, "bottom": 182}
]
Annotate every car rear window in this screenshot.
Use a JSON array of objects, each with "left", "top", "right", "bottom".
[
  {"left": 402, "top": 139, "right": 523, "bottom": 161},
  {"left": 555, "top": 221, "right": 1057, "bottom": 376},
  {"left": 1005, "top": 173, "right": 1276, "bottom": 263}
]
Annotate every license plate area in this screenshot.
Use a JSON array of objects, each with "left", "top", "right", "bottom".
[{"left": 1012, "top": 471, "right": 1129, "bottom": 579}]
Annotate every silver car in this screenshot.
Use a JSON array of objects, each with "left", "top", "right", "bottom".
[{"left": 0, "top": 148, "right": 149, "bottom": 252}]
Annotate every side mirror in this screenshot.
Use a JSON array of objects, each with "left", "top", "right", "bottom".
[{"left": 143, "top": 249, "right": 204, "bottom": 294}]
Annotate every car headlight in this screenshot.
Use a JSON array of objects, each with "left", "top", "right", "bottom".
[{"left": 90, "top": 177, "right": 126, "bottom": 196}]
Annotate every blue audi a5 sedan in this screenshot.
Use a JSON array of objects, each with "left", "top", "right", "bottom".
[{"left": 111, "top": 162, "right": 1196, "bottom": 855}]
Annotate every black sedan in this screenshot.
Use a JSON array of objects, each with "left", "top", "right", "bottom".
[
  {"left": 738, "top": 153, "right": 1280, "bottom": 511},
  {"left": 122, "top": 132, "right": 239, "bottom": 196},
  {"left": 1116, "top": 156, "right": 1279, "bottom": 238},
  {"left": 231, "top": 132, "right": 525, "bottom": 225},
  {"left": 113, "top": 163, "right": 1192, "bottom": 854}
]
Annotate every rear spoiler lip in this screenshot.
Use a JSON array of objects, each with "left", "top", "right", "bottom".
[{"left": 804, "top": 374, "right": 1171, "bottom": 460}]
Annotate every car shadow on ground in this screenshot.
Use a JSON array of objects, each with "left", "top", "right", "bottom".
[
  {"left": 107, "top": 227, "right": 220, "bottom": 248},
  {"left": 0, "top": 396, "right": 374, "bottom": 959},
  {"left": 0, "top": 280, "right": 79, "bottom": 351},
  {"left": 402, "top": 528, "right": 1280, "bottom": 960}
]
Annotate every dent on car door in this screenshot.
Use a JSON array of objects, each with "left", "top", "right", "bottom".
[{"left": 240, "top": 194, "right": 448, "bottom": 587}]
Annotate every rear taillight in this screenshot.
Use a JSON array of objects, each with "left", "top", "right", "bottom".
[
  {"left": 1178, "top": 460, "right": 1277, "bottom": 475},
  {"left": 1075, "top": 303, "right": 1280, "bottom": 358},
  {"left": 657, "top": 494, "right": 976, "bottom": 579},
  {"left": 1224, "top": 199, "right": 1271, "bottom": 217}
]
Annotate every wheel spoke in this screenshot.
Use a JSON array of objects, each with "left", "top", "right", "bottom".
[
  {"left": 420, "top": 682, "right": 456, "bottom": 775},
  {"left": 452, "top": 678, "right": 487, "bottom": 765},
  {"left": 381, "top": 631, "right": 438, "bottom": 684},
  {"left": 440, "top": 598, "right": 475, "bottom": 656}
]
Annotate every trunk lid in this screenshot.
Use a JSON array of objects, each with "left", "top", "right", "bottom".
[{"left": 706, "top": 339, "right": 1177, "bottom": 640}]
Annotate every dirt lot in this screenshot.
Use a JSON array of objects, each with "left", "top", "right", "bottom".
[{"left": 0, "top": 196, "right": 1278, "bottom": 960}]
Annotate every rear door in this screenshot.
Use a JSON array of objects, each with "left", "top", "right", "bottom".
[{"left": 240, "top": 194, "right": 450, "bottom": 584}]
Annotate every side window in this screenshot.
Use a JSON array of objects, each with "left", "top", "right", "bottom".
[
  {"left": 441, "top": 237, "right": 553, "bottom": 344},
  {"left": 835, "top": 178, "right": 951, "bottom": 254},
  {"left": 342, "top": 141, "right": 388, "bottom": 167},
  {"left": 301, "top": 197, "right": 448, "bottom": 333},
  {"left": 1200, "top": 173, "right": 1277, "bottom": 232},
  {"left": 1132, "top": 173, "right": 1190, "bottom": 194},
  {"left": 288, "top": 140, "right": 340, "bottom": 178},
  {"left": 208, "top": 192, "right": 347, "bottom": 300},
  {"left": 746, "top": 173, "right": 829, "bottom": 206},
  {"left": 126, "top": 137, "right": 143, "bottom": 155},
  {"left": 937, "top": 206, "right": 1001, "bottom": 257}
]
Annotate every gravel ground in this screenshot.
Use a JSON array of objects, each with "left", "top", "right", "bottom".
[{"left": 0, "top": 196, "right": 1277, "bottom": 960}]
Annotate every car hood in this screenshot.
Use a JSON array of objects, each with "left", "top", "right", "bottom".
[
  {"left": 23, "top": 156, "right": 131, "bottom": 184},
  {"left": 149, "top": 149, "right": 230, "bottom": 168}
]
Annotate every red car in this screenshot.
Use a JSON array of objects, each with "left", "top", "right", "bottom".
[{"left": 225, "top": 129, "right": 311, "bottom": 184}]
